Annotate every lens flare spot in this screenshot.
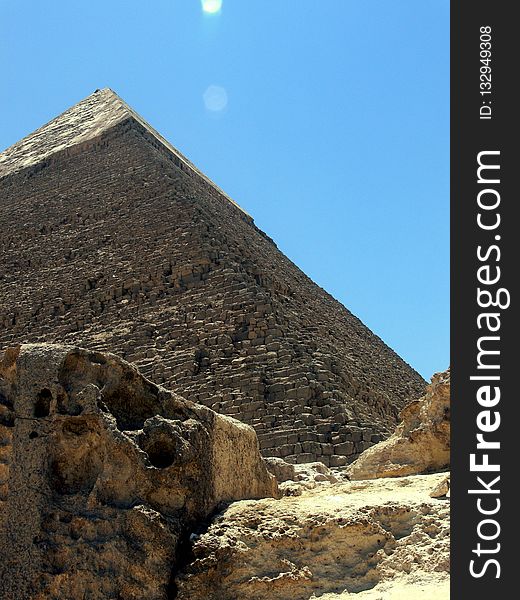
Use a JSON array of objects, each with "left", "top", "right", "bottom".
[
  {"left": 203, "top": 85, "right": 228, "bottom": 112},
  {"left": 201, "top": 0, "right": 222, "bottom": 14}
]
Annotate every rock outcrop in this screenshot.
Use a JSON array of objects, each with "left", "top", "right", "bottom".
[
  {"left": 175, "top": 473, "right": 450, "bottom": 599},
  {"left": 174, "top": 370, "right": 451, "bottom": 600},
  {"left": 348, "top": 369, "right": 450, "bottom": 481},
  {"left": 0, "top": 344, "right": 277, "bottom": 600}
]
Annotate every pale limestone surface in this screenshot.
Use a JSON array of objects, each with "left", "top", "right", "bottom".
[
  {"left": 0, "top": 89, "right": 128, "bottom": 178},
  {"left": 176, "top": 473, "right": 450, "bottom": 600}
]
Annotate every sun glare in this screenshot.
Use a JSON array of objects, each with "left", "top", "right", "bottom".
[
  {"left": 201, "top": 0, "right": 222, "bottom": 15},
  {"left": 203, "top": 85, "right": 228, "bottom": 112}
]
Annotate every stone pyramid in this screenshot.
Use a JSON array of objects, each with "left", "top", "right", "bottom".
[{"left": 0, "top": 89, "right": 425, "bottom": 465}]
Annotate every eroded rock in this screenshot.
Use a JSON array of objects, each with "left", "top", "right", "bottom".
[
  {"left": 348, "top": 369, "right": 450, "bottom": 480},
  {"left": 175, "top": 473, "right": 450, "bottom": 600},
  {"left": 0, "top": 343, "right": 277, "bottom": 600}
]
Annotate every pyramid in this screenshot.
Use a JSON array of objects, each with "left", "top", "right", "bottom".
[{"left": 0, "top": 89, "right": 425, "bottom": 465}]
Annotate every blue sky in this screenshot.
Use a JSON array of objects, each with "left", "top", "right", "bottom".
[{"left": 0, "top": 0, "right": 449, "bottom": 379}]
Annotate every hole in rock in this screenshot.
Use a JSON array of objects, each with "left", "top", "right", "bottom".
[
  {"left": 0, "top": 410, "right": 14, "bottom": 427},
  {"left": 87, "top": 352, "right": 107, "bottom": 365},
  {"left": 29, "top": 431, "right": 39, "bottom": 439},
  {"left": 58, "top": 350, "right": 162, "bottom": 431},
  {"left": 102, "top": 381, "right": 160, "bottom": 431},
  {"left": 34, "top": 389, "right": 52, "bottom": 417},
  {"left": 146, "top": 439, "right": 177, "bottom": 468},
  {"left": 0, "top": 389, "right": 10, "bottom": 407}
]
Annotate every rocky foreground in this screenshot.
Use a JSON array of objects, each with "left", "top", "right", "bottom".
[
  {"left": 175, "top": 369, "right": 451, "bottom": 599},
  {"left": 0, "top": 343, "right": 449, "bottom": 599},
  {"left": 176, "top": 472, "right": 450, "bottom": 599}
]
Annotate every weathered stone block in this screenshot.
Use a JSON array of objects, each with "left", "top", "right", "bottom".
[
  {"left": 334, "top": 441, "right": 355, "bottom": 456},
  {"left": 0, "top": 344, "right": 278, "bottom": 600}
]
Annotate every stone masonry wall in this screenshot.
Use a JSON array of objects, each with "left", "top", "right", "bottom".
[{"left": 0, "top": 96, "right": 426, "bottom": 465}]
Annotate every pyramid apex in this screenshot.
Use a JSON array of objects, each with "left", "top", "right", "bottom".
[
  {"left": 0, "top": 88, "right": 250, "bottom": 217},
  {"left": 0, "top": 88, "right": 131, "bottom": 178}
]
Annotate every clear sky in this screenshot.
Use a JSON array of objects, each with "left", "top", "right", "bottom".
[{"left": 0, "top": 0, "right": 449, "bottom": 379}]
